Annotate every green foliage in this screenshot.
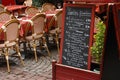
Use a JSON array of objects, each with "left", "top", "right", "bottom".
[
  {"left": 32, "top": 0, "right": 45, "bottom": 7},
  {"left": 32, "top": 0, "right": 63, "bottom": 7},
  {"left": 91, "top": 21, "right": 106, "bottom": 63},
  {"left": 32, "top": 0, "right": 55, "bottom": 7}
]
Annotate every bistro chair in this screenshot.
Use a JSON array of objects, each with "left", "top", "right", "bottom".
[
  {"left": 0, "top": 4, "right": 6, "bottom": 13},
  {"left": 48, "top": 10, "right": 63, "bottom": 53},
  {"left": 41, "top": 3, "right": 56, "bottom": 12},
  {"left": 24, "top": 13, "right": 51, "bottom": 62},
  {"left": 0, "top": 19, "right": 24, "bottom": 72},
  {"left": 0, "top": 11, "right": 14, "bottom": 22},
  {"left": 23, "top": 0, "right": 32, "bottom": 6},
  {"left": 25, "top": 6, "right": 40, "bottom": 16}
]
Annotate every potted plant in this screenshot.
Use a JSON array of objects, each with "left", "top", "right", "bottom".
[{"left": 91, "top": 20, "right": 106, "bottom": 64}]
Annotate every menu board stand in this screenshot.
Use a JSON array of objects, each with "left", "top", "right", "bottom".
[
  {"left": 60, "top": 3, "right": 95, "bottom": 70},
  {"left": 52, "top": 60, "right": 100, "bottom": 80},
  {"left": 52, "top": 3, "right": 101, "bottom": 80}
]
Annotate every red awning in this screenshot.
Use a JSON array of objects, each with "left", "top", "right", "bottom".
[{"left": 2, "top": 0, "right": 16, "bottom": 6}]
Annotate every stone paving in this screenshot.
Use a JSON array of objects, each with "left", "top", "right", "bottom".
[{"left": 0, "top": 46, "right": 58, "bottom": 80}]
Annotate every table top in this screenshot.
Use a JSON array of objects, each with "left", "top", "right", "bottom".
[{"left": 6, "top": 5, "right": 27, "bottom": 11}]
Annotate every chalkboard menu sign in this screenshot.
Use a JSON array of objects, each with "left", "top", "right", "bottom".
[
  {"left": 113, "top": 4, "right": 120, "bottom": 58},
  {"left": 59, "top": 3, "right": 95, "bottom": 69}
]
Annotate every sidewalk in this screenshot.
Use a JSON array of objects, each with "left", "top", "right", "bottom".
[{"left": 0, "top": 46, "right": 58, "bottom": 80}]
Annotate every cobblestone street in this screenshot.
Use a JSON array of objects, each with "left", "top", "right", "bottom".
[{"left": 0, "top": 46, "right": 58, "bottom": 80}]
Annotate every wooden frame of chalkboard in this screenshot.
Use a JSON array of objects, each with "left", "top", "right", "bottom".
[
  {"left": 59, "top": 3, "right": 95, "bottom": 70},
  {"left": 113, "top": 3, "right": 120, "bottom": 59},
  {"left": 64, "top": 0, "right": 118, "bottom": 3},
  {"left": 52, "top": 60, "right": 100, "bottom": 80}
]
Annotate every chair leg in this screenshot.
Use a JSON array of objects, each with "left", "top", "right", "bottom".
[
  {"left": 16, "top": 44, "right": 24, "bottom": 66},
  {"left": 55, "top": 33, "right": 59, "bottom": 53},
  {"left": 43, "top": 37, "right": 51, "bottom": 56},
  {"left": 5, "top": 48, "right": 10, "bottom": 73},
  {"left": 28, "top": 42, "right": 32, "bottom": 51},
  {"left": 39, "top": 39, "right": 43, "bottom": 50},
  {"left": 32, "top": 40, "right": 38, "bottom": 62}
]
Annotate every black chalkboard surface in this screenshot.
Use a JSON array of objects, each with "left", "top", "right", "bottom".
[{"left": 60, "top": 3, "right": 95, "bottom": 70}]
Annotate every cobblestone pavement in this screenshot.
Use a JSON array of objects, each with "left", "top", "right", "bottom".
[{"left": 0, "top": 46, "right": 58, "bottom": 80}]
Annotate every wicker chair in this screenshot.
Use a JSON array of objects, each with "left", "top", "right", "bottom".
[
  {"left": 23, "top": 0, "right": 32, "bottom": 6},
  {"left": 0, "top": 19, "right": 24, "bottom": 72},
  {"left": 25, "top": 6, "right": 40, "bottom": 16},
  {"left": 41, "top": 3, "right": 56, "bottom": 12},
  {"left": 48, "top": 10, "right": 63, "bottom": 53},
  {"left": 0, "top": 11, "right": 14, "bottom": 22},
  {"left": 0, "top": 4, "right": 6, "bottom": 13},
  {"left": 24, "top": 13, "right": 51, "bottom": 62}
]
